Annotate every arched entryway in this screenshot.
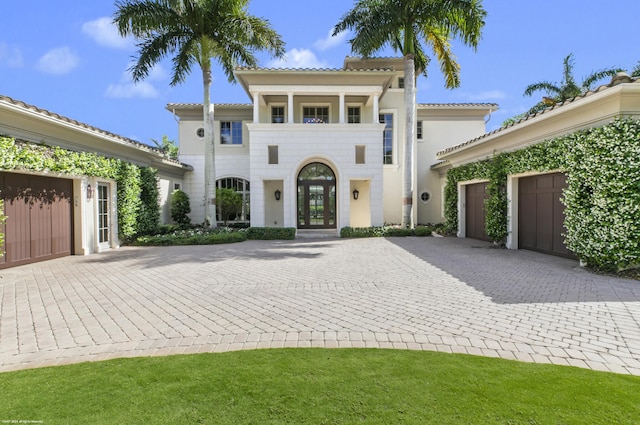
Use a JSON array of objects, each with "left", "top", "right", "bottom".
[{"left": 297, "top": 162, "right": 336, "bottom": 229}]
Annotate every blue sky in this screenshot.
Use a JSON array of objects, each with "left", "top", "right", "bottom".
[{"left": 1, "top": 0, "right": 638, "bottom": 146}]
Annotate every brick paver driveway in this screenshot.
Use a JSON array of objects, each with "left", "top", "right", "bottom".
[{"left": 1, "top": 237, "right": 640, "bottom": 374}]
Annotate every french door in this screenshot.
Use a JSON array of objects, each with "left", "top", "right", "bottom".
[
  {"left": 297, "top": 182, "right": 336, "bottom": 229},
  {"left": 297, "top": 162, "right": 336, "bottom": 229}
]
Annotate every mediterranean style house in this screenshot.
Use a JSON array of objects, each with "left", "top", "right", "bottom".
[
  {"left": 168, "top": 57, "right": 496, "bottom": 232},
  {"left": 2, "top": 56, "right": 638, "bottom": 269}
]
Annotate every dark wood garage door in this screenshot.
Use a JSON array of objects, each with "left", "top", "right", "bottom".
[
  {"left": 465, "top": 182, "right": 491, "bottom": 242},
  {"left": 518, "top": 173, "right": 574, "bottom": 258},
  {"left": 1, "top": 172, "right": 73, "bottom": 269}
]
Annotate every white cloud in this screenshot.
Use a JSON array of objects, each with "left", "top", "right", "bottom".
[
  {"left": 458, "top": 90, "right": 508, "bottom": 102},
  {"left": 0, "top": 42, "right": 24, "bottom": 67},
  {"left": 314, "top": 29, "right": 348, "bottom": 51},
  {"left": 105, "top": 64, "right": 167, "bottom": 99},
  {"left": 36, "top": 47, "right": 79, "bottom": 75},
  {"left": 268, "top": 48, "right": 329, "bottom": 69},
  {"left": 82, "top": 17, "right": 131, "bottom": 49},
  {"left": 105, "top": 81, "right": 159, "bottom": 99}
]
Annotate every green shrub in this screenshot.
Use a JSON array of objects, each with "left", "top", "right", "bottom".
[
  {"left": 340, "top": 226, "right": 385, "bottom": 238},
  {"left": 384, "top": 228, "right": 414, "bottom": 237},
  {"left": 340, "top": 225, "right": 435, "bottom": 238},
  {"left": 135, "top": 230, "right": 246, "bottom": 246},
  {"left": 170, "top": 189, "right": 191, "bottom": 227},
  {"left": 413, "top": 225, "right": 434, "bottom": 237},
  {"left": 246, "top": 227, "right": 296, "bottom": 240},
  {"left": 137, "top": 167, "right": 160, "bottom": 235}
]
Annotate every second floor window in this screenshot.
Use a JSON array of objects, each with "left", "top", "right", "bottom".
[
  {"left": 303, "top": 106, "right": 329, "bottom": 124},
  {"left": 272, "top": 106, "right": 285, "bottom": 123},
  {"left": 220, "top": 121, "right": 242, "bottom": 145},
  {"left": 380, "top": 113, "right": 394, "bottom": 164},
  {"left": 348, "top": 106, "right": 361, "bottom": 124},
  {"left": 417, "top": 120, "right": 423, "bottom": 140}
]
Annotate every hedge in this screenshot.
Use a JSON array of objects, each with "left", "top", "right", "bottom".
[
  {"left": 340, "top": 225, "right": 435, "bottom": 238},
  {"left": 444, "top": 118, "right": 640, "bottom": 271},
  {"left": 246, "top": 227, "right": 296, "bottom": 240}
]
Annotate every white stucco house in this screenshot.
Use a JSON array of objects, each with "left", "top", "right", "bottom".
[{"left": 168, "top": 57, "right": 496, "bottom": 233}]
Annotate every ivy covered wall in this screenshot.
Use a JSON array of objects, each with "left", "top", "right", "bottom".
[
  {"left": 443, "top": 118, "right": 640, "bottom": 271},
  {"left": 0, "top": 136, "right": 160, "bottom": 242}
]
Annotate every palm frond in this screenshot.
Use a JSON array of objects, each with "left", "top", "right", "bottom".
[
  {"left": 581, "top": 67, "right": 625, "bottom": 90},
  {"left": 425, "top": 27, "right": 460, "bottom": 88},
  {"left": 523, "top": 81, "right": 561, "bottom": 98}
]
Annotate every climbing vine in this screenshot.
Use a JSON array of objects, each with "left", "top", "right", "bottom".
[
  {"left": 0, "top": 136, "right": 160, "bottom": 241},
  {"left": 444, "top": 118, "right": 640, "bottom": 271}
]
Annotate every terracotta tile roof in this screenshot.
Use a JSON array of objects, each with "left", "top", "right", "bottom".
[
  {"left": 167, "top": 103, "right": 252, "bottom": 109},
  {"left": 418, "top": 103, "right": 499, "bottom": 109},
  {"left": 0, "top": 94, "right": 185, "bottom": 166},
  {"left": 235, "top": 66, "right": 396, "bottom": 72},
  {"left": 436, "top": 73, "right": 640, "bottom": 157}
]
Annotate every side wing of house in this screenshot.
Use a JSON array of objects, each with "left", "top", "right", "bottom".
[{"left": 0, "top": 95, "right": 190, "bottom": 269}]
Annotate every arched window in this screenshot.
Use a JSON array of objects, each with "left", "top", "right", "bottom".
[{"left": 216, "top": 177, "right": 250, "bottom": 223}]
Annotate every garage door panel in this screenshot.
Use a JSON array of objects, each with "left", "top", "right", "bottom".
[
  {"left": 519, "top": 192, "right": 536, "bottom": 249},
  {"left": 50, "top": 177, "right": 72, "bottom": 256},
  {"left": 465, "top": 182, "right": 491, "bottom": 242},
  {"left": 535, "top": 192, "right": 554, "bottom": 252},
  {"left": 4, "top": 185, "right": 32, "bottom": 263},
  {"left": 0, "top": 172, "right": 73, "bottom": 269},
  {"left": 519, "top": 173, "right": 574, "bottom": 258}
]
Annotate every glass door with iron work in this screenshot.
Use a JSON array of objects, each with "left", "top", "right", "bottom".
[{"left": 297, "top": 163, "right": 336, "bottom": 229}]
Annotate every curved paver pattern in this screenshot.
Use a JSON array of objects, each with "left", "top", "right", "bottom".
[{"left": 1, "top": 237, "right": 640, "bottom": 374}]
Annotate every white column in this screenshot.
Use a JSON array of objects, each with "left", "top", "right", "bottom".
[
  {"left": 339, "top": 93, "right": 345, "bottom": 123},
  {"left": 287, "top": 92, "right": 294, "bottom": 123},
  {"left": 253, "top": 92, "right": 260, "bottom": 123},
  {"left": 372, "top": 94, "right": 379, "bottom": 122}
]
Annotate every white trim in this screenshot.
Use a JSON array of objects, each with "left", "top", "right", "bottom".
[{"left": 250, "top": 84, "right": 384, "bottom": 95}]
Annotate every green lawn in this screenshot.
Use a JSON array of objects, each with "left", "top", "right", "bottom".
[{"left": 1, "top": 349, "right": 639, "bottom": 424}]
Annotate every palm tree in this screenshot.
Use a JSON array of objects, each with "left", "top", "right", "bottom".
[
  {"left": 631, "top": 61, "right": 640, "bottom": 78},
  {"left": 523, "top": 53, "right": 623, "bottom": 113},
  {"left": 333, "top": 0, "right": 486, "bottom": 228},
  {"left": 114, "top": 0, "right": 284, "bottom": 227}
]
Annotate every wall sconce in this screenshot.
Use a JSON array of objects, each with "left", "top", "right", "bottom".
[
  {"left": 352, "top": 188, "right": 359, "bottom": 200},
  {"left": 275, "top": 189, "right": 281, "bottom": 201},
  {"left": 87, "top": 184, "right": 94, "bottom": 199}
]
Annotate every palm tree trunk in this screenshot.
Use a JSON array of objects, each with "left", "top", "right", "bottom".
[
  {"left": 202, "top": 62, "right": 217, "bottom": 228},
  {"left": 402, "top": 55, "right": 415, "bottom": 228}
]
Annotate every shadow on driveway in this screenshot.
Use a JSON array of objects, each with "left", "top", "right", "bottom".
[
  {"left": 84, "top": 240, "right": 335, "bottom": 269},
  {"left": 388, "top": 236, "right": 640, "bottom": 305}
]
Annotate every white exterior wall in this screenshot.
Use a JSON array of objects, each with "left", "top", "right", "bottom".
[
  {"left": 247, "top": 123, "right": 384, "bottom": 229},
  {"left": 417, "top": 117, "right": 489, "bottom": 224},
  {"left": 380, "top": 89, "right": 405, "bottom": 225}
]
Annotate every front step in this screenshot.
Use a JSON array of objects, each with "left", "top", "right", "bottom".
[{"left": 296, "top": 229, "right": 339, "bottom": 239}]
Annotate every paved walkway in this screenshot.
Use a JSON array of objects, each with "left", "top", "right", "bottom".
[{"left": 1, "top": 237, "right": 640, "bottom": 375}]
